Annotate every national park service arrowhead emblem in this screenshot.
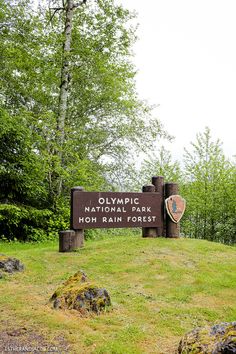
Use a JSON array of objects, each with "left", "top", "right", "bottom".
[{"left": 165, "top": 195, "right": 186, "bottom": 223}]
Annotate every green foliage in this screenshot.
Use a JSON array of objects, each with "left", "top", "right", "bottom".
[
  {"left": 140, "top": 146, "right": 182, "bottom": 187},
  {"left": 132, "top": 129, "right": 235, "bottom": 246},
  {"left": 0, "top": 204, "right": 53, "bottom": 242},
  {"left": 0, "top": 2, "right": 234, "bottom": 246},
  {"left": 0, "top": 201, "right": 72, "bottom": 242},
  {"left": 0, "top": 0, "right": 168, "bottom": 241},
  {"left": 181, "top": 127, "right": 236, "bottom": 245},
  {"left": 0, "top": 108, "right": 48, "bottom": 206}
]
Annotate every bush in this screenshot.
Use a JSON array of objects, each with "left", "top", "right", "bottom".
[{"left": 0, "top": 204, "right": 56, "bottom": 242}]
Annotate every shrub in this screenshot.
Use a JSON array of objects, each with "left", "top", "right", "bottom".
[{"left": 0, "top": 202, "right": 74, "bottom": 242}]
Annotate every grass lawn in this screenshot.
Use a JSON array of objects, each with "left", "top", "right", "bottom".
[{"left": 0, "top": 233, "right": 235, "bottom": 353}]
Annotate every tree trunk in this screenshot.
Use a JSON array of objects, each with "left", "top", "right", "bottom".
[{"left": 57, "top": 0, "right": 74, "bottom": 197}]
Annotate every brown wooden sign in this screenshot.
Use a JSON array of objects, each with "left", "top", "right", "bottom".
[
  {"left": 71, "top": 191, "right": 162, "bottom": 229},
  {"left": 59, "top": 177, "right": 186, "bottom": 252},
  {"left": 165, "top": 195, "right": 186, "bottom": 223}
]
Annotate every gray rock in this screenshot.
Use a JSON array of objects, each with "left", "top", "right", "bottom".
[
  {"left": 178, "top": 321, "right": 236, "bottom": 354},
  {"left": 0, "top": 254, "right": 24, "bottom": 274}
]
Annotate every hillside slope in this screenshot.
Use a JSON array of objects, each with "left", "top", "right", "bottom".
[{"left": 0, "top": 235, "right": 235, "bottom": 353}]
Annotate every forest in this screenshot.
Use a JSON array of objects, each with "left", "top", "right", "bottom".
[{"left": 0, "top": 0, "right": 235, "bottom": 245}]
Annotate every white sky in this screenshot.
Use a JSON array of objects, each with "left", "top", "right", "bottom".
[{"left": 119, "top": 0, "right": 236, "bottom": 160}]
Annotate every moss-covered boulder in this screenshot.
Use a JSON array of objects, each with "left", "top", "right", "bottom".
[
  {"left": 51, "top": 271, "right": 111, "bottom": 315},
  {"left": 178, "top": 321, "right": 236, "bottom": 353},
  {"left": 0, "top": 254, "right": 24, "bottom": 276}
]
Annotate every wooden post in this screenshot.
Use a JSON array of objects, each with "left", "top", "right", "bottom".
[
  {"left": 59, "top": 230, "right": 80, "bottom": 252},
  {"left": 165, "top": 182, "right": 180, "bottom": 238},
  {"left": 58, "top": 186, "right": 85, "bottom": 252},
  {"left": 142, "top": 184, "right": 158, "bottom": 237},
  {"left": 152, "top": 176, "right": 164, "bottom": 236},
  {"left": 70, "top": 186, "right": 84, "bottom": 247}
]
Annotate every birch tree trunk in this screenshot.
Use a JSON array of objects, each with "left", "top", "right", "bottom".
[{"left": 57, "top": 0, "right": 74, "bottom": 197}]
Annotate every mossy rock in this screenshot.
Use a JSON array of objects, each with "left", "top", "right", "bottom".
[
  {"left": 178, "top": 321, "right": 236, "bottom": 353},
  {"left": 51, "top": 271, "right": 111, "bottom": 315},
  {"left": 0, "top": 254, "right": 24, "bottom": 274}
]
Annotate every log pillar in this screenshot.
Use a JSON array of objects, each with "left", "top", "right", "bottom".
[
  {"left": 70, "top": 186, "right": 84, "bottom": 247},
  {"left": 142, "top": 184, "right": 158, "bottom": 237},
  {"left": 165, "top": 182, "right": 180, "bottom": 238},
  {"left": 152, "top": 176, "right": 165, "bottom": 237},
  {"left": 59, "top": 230, "right": 81, "bottom": 252},
  {"left": 59, "top": 186, "right": 84, "bottom": 252}
]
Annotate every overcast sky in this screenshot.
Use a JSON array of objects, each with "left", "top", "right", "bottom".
[{"left": 119, "top": 0, "right": 236, "bottom": 160}]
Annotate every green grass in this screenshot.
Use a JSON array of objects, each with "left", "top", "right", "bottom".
[{"left": 0, "top": 234, "right": 235, "bottom": 353}]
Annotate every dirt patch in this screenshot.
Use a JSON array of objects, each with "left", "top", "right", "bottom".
[{"left": 0, "top": 321, "right": 70, "bottom": 354}]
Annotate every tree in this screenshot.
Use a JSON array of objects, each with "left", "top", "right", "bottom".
[
  {"left": 139, "top": 146, "right": 182, "bottom": 188},
  {"left": 182, "top": 127, "right": 236, "bottom": 244},
  {"left": 1, "top": 0, "right": 167, "bottom": 191},
  {"left": 52, "top": 0, "right": 87, "bottom": 196},
  {"left": 0, "top": 108, "right": 47, "bottom": 206},
  {"left": 0, "top": 0, "right": 168, "bottom": 240}
]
